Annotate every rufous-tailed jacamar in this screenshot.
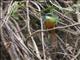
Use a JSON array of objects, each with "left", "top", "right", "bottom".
[{"left": 43, "top": 13, "right": 59, "bottom": 49}]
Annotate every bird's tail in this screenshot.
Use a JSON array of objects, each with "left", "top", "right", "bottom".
[
  {"left": 50, "top": 31, "right": 58, "bottom": 59},
  {"left": 50, "top": 30, "right": 57, "bottom": 49}
]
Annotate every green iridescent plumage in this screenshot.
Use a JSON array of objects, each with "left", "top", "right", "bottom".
[{"left": 44, "top": 13, "right": 59, "bottom": 28}]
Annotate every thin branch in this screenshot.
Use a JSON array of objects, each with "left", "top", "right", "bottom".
[{"left": 27, "top": 22, "right": 80, "bottom": 39}]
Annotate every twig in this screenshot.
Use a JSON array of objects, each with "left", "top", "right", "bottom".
[
  {"left": 71, "top": 49, "right": 80, "bottom": 60},
  {"left": 27, "top": 22, "right": 80, "bottom": 39},
  {"left": 26, "top": 1, "right": 41, "bottom": 60}
]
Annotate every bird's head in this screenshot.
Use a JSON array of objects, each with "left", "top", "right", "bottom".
[{"left": 44, "top": 13, "right": 59, "bottom": 25}]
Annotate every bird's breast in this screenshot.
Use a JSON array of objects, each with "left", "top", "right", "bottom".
[{"left": 44, "top": 20, "right": 55, "bottom": 29}]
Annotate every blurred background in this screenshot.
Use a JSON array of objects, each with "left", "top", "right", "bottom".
[{"left": 0, "top": 0, "right": 80, "bottom": 60}]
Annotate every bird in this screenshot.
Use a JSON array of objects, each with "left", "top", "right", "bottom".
[{"left": 43, "top": 13, "right": 59, "bottom": 49}]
